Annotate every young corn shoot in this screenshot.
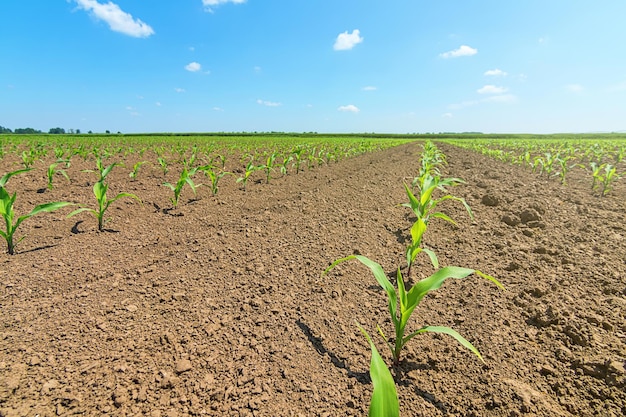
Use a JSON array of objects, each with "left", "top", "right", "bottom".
[
  {"left": 69, "top": 163, "right": 140, "bottom": 231},
  {"left": 325, "top": 255, "right": 503, "bottom": 365},
  {"left": 0, "top": 169, "right": 73, "bottom": 254},
  {"left": 46, "top": 162, "right": 70, "bottom": 190},
  {"left": 236, "top": 161, "right": 257, "bottom": 191},
  {"left": 129, "top": 161, "right": 148, "bottom": 180},
  {"left": 163, "top": 167, "right": 199, "bottom": 208},
  {"left": 599, "top": 164, "right": 621, "bottom": 197}
]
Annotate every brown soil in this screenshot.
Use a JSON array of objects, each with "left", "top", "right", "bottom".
[{"left": 0, "top": 141, "right": 624, "bottom": 417}]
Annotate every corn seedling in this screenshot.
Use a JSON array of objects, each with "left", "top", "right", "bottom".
[
  {"left": 163, "top": 167, "right": 199, "bottom": 208},
  {"left": 358, "top": 323, "right": 400, "bottom": 417},
  {"left": 589, "top": 162, "right": 605, "bottom": 190},
  {"left": 325, "top": 255, "right": 503, "bottom": 365},
  {"left": 236, "top": 161, "right": 257, "bottom": 190},
  {"left": 21, "top": 150, "right": 37, "bottom": 168},
  {"left": 198, "top": 166, "right": 232, "bottom": 196},
  {"left": 599, "top": 164, "right": 621, "bottom": 197},
  {"left": 129, "top": 161, "right": 148, "bottom": 180},
  {"left": 259, "top": 153, "right": 277, "bottom": 183},
  {"left": 0, "top": 169, "right": 73, "bottom": 254},
  {"left": 157, "top": 157, "right": 169, "bottom": 175},
  {"left": 280, "top": 155, "right": 293, "bottom": 176},
  {"left": 69, "top": 163, "right": 140, "bottom": 231},
  {"left": 46, "top": 162, "right": 70, "bottom": 190},
  {"left": 291, "top": 147, "right": 305, "bottom": 174},
  {"left": 84, "top": 158, "right": 122, "bottom": 182}
]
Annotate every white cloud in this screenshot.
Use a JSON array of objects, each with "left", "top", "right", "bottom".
[
  {"left": 257, "top": 99, "right": 281, "bottom": 107},
  {"left": 362, "top": 86, "right": 377, "bottom": 91},
  {"left": 566, "top": 84, "right": 584, "bottom": 93},
  {"left": 202, "top": 0, "right": 246, "bottom": 12},
  {"left": 73, "top": 0, "right": 154, "bottom": 38},
  {"left": 439, "top": 45, "right": 477, "bottom": 58},
  {"left": 155, "top": 102, "right": 161, "bottom": 106},
  {"left": 477, "top": 85, "right": 508, "bottom": 94},
  {"left": 484, "top": 69, "right": 507, "bottom": 77},
  {"left": 442, "top": 113, "right": 453, "bottom": 118},
  {"left": 338, "top": 104, "right": 360, "bottom": 113},
  {"left": 175, "top": 88, "right": 186, "bottom": 93},
  {"left": 334, "top": 30, "right": 363, "bottom": 51},
  {"left": 185, "top": 62, "right": 202, "bottom": 72},
  {"left": 213, "top": 107, "right": 224, "bottom": 111}
]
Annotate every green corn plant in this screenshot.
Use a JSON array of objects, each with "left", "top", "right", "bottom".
[
  {"left": 589, "top": 161, "right": 605, "bottom": 190},
  {"left": 21, "top": 150, "right": 36, "bottom": 168},
  {"left": 163, "top": 167, "right": 199, "bottom": 208},
  {"left": 236, "top": 161, "right": 257, "bottom": 191},
  {"left": 0, "top": 169, "right": 73, "bottom": 254},
  {"left": 69, "top": 162, "right": 140, "bottom": 231},
  {"left": 259, "top": 153, "right": 277, "bottom": 183},
  {"left": 555, "top": 154, "right": 574, "bottom": 185},
  {"left": 280, "top": 155, "right": 293, "bottom": 176},
  {"left": 213, "top": 154, "right": 227, "bottom": 169},
  {"left": 291, "top": 147, "right": 305, "bottom": 174},
  {"left": 198, "top": 165, "right": 232, "bottom": 196},
  {"left": 46, "top": 162, "right": 70, "bottom": 190},
  {"left": 84, "top": 158, "right": 121, "bottom": 182},
  {"left": 68, "top": 180, "right": 140, "bottom": 232},
  {"left": 358, "top": 323, "right": 400, "bottom": 417},
  {"left": 403, "top": 178, "right": 472, "bottom": 276},
  {"left": 325, "top": 255, "right": 503, "bottom": 365},
  {"left": 129, "top": 161, "right": 148, "bottom": 180},
  {"left": 599, "top": 164, "right": 621, "bottom": 197},
  {"left": 157, "top": 157, "right": 169, "bottom": 175}
]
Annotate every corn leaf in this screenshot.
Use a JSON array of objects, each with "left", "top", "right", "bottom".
[
  {"left": 405, "top": 325, "right": 484, "bottom": 363},
  {"left": 358, "top": 324, "right": 400, "bottom": 417}
]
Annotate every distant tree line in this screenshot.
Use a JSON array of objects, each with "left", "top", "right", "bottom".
[{"left": 0, "top": 125, "right": 85, "bottom": 134}]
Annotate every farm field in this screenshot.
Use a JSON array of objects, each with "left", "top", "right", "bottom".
[{"left": 0, "top": 136, "right": 625, "bottom": 416}]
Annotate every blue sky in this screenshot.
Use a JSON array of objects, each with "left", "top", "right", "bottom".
[{"left": 2, "top": 0, "right": 626, "bottom": 134}]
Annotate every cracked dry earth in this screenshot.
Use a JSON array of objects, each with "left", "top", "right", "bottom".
[{"left": 0, "top": 140, "right": 624, "bottom": 416}]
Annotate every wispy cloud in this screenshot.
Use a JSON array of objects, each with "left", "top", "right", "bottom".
[
  {"left": 202, "top": 0, "right": 246, "bottom": 13},
  {"left": 565, "top": 84, "right": 584, "bottom": 93},
  {"left": 439, "top": 45, "right": 477, "bottom": 58},
  {"left": 361, "top": 86, "right": 377, "bottom": 91},
  {"left": 484, "top": 68, "right": 507, "bottom": 77},
  {"left": 213, "top": 107, "right": 224, "bottom": 111},
  {"left": 175, "top": 88, "right": 186, "bottom": 93},
  {"left": 334, "top": 30, "right": 363, "bottom": 51},
  {"left": 477, "top": 85, "right": 508, "bottom": 94},
  {"left": 185, "top": 62, "right": 202, "bottom": 72},
  {"left": 155, "top": 102, "right": 161, "bottom": 107},
  {"left": 73, "top": 0, "right": 154, "bottom": 38},
  {"left": 257, "top": 99, "right": 281, "bottom": 107},
  {"left": 338, "top": 104, "right": 360, "bottom": 113},
  {"left": 442, "top": 112, "right": 453, "bottom": 118}
]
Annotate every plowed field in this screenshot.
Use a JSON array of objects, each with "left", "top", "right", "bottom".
[{"left": 0, "top": 141, "right": 624, "bottom": 416}]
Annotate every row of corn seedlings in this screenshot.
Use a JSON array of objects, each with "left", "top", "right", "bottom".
[
  {"left": 324, "top": 141, "right": 503, "bottom": 416},
  {"left": 446, "top": 138, "right": 625, "bottom": 197},
  {"left": 0, "top": 137, "right": 410, "bottom": 254}
]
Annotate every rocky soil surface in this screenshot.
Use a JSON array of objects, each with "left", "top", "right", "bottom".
[{"left": 0, "top": 141, "right": 624, "bottom": 416}]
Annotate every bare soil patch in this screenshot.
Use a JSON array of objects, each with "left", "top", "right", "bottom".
[{"left": 0, "top": 141, "right": 624, "bottom": 416}]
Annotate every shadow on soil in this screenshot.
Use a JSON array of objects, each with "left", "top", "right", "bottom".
[
  {"left": 395, "top": 361, "right": 449, "bottom": 414},
  {"left": 296, "top": 319, "right": 369, "bottom": 384},
  {"left": 18, "top": 244, "right": 57, "bottom": 254}
]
